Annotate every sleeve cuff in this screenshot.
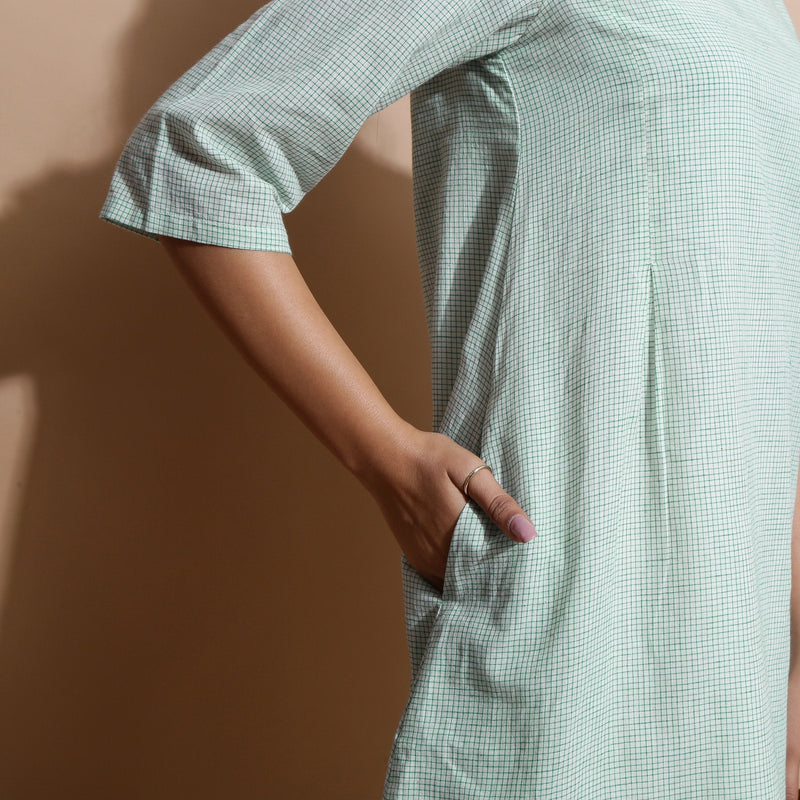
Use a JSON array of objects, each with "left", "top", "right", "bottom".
[{"left": 97, "top": 194, "right": 294, "bottom": 253}]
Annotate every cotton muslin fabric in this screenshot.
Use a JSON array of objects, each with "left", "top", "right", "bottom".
[{"left": 99, "top": 0, "right": 800, "bottom": 796}]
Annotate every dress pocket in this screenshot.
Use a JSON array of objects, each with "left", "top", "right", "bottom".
[
  {"left": 440, "top": 496, "right": 476, "bottom": 603},
  {"left": 399, "top": 497, "right": 477, "bottom": 683},
  {"left": 402, "top": 495, "right": 475, "bottom": 598}
]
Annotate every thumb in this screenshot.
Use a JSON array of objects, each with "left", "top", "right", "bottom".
[{"left": 462, "top": 464, "right": 537, "bottom": 543}]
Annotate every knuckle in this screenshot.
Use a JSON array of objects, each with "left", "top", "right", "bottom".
[{"left": 486, "top": 492, "right": 516, "bottom": 523}]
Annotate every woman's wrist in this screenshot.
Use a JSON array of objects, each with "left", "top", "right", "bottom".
[{"left": 343, "top": 412, "right": 426, "bottom": 496}]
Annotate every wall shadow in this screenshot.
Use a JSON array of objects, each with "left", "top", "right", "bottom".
[{"left": 0, "top": 1, "right": 432, "bottom": 797}]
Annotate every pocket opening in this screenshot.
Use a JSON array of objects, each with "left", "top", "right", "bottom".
[
  {"left": 440, "top": 496, "right": 475, "bottom": 602},
  {"left": 402, "top": 496, "right": 476, "bottom": 601},
  {"left": 398, "top": 496, "right": 478, "bottom": 686}
]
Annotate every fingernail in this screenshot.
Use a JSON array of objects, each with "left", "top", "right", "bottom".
[{"left": 509, "top": 514, "right": 537, "bottom": 542}]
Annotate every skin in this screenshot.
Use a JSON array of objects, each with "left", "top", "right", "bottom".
[
  {"left": 158, "top": 236, "right": 800, "bottom": 792},
  {"left": 788, "top": 460, "right": 800, "bottom": 798},
  {"left": 158, "top": 238, "right": 538, "bottom": 594}
]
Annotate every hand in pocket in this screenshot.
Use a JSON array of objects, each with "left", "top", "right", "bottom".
[{"left": 365, "top": 429, "right": 537, "bottom": 592}]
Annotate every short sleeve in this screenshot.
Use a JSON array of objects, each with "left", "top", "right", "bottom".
[{"left": 98, "top": 0, "right": 541, "bottom": 251}]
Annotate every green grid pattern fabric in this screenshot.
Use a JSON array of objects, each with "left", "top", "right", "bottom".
[{"left": 99, "top": 0, "right": 800, "bottom": 796}]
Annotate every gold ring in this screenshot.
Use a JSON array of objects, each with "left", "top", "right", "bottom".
[{"left": 461, "top": 463, "right": 492, "bottom": 500}]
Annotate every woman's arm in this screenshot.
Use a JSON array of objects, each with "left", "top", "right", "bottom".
[
  {"left": 786, "top": 456, "right": 800, "bottom": 796},
  {"left": 159, "top": 237, "right": 413, "bottom": 490},
  {"left": 792, "top": 461, "right": 800, "bottom": 673},
  {"left": 157, "top": 236, "right": 538, "bottom": 588}
]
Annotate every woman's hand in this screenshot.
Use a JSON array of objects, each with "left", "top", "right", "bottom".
[{"left": 363, "top": 428, "right": 537, "bottom": 592}]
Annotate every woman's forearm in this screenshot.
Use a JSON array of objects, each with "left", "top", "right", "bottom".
[{"left": 158, "top": 236, "right": 420, "bottom": 491}]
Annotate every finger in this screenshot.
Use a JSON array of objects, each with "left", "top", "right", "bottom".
[{"left": 465, "top": 467, "right": 537, "bottom": 543}]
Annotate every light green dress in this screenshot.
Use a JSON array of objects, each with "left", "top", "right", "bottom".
[{"left": 99, "top": 0, "right": 800, "bottom": 795}]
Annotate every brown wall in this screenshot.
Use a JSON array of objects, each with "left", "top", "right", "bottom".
[{"left": 0, "top": 2, "right": 798, "bottom": 798}]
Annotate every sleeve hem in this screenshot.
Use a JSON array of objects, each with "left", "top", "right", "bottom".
[{"left": 97, "top": 204, "right": 294, "bottom": 253}]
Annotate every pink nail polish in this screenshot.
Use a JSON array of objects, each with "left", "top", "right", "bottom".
[{"left": 509, "top": 514, "right": 537, "bottom": 542}]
